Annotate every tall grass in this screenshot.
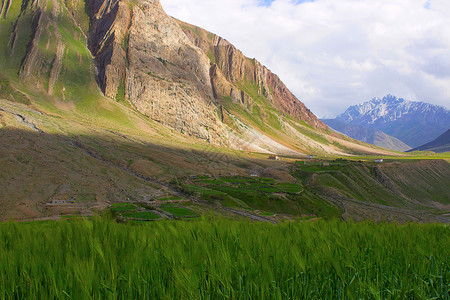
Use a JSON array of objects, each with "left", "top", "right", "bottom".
[{"left": 0, "top": 217, "right": 448, "bottom": 299}]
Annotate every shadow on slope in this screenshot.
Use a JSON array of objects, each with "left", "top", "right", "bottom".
[
  {"left": 0, "top": 127, "right": 300, "bottom": 220},
  {"left": 0, "top": 127, "right": 448, "bottom": 223}
]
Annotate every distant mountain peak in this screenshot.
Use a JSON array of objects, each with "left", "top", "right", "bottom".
[
  {"left": 369, "top": 94, "right": 401, "bottom": 104},
  {"left": 334, "top": 95, "right": 450, "bottom": 148},
  {"left": 338, "top": 94, "right": 448, "bottom": 125}
]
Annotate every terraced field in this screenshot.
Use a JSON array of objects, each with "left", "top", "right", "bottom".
[
  {"left": 176, "top": 158, "right": 450, "bottom": 223},
  {"left": 122, "top": 211, "right": 161, "bottom": 220},
  {"left": 179, "top": 176, "right": 339, "bottom": 218},
  {"left": 109, "top": 202, "right": 198, "bottom": 221}
]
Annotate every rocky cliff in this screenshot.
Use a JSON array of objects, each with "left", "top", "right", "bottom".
[
  {"left": 86, "top": 0, "right": 327, "bottom": 146},
  {"left": 87, "top": 0, "right": 228, "bottom": 144},
  {"left": 179, "top": 20, "right": 327, "bottom": 131},
  {"left": 86, "top": 0, "right": 131, "bottom": 99}
]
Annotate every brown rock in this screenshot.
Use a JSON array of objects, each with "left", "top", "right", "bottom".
[
  {"left": 180, "top": 21, "right": 328, "bottom": 131},
  {"left": 87, "top": 0, "right": 131, "bottom": 98},
  {"left": 124, "top": 2, "right": 226, "bottom": 144},
  {"left": 86, "top": 0, "right": 327, "bottom": 146}
]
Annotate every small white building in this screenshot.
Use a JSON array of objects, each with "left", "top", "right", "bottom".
[
  {"left": 374, "top": 158, "right": 384, "bottom": 163},
  {"left": 269, "top": 155, "right": 280, "bottom": 161}
]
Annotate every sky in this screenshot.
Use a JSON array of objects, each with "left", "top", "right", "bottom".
[{"left": 162, "top": 0, "right": 450, "bottom": 118}]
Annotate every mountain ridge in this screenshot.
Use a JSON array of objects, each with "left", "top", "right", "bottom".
[
  {"left": 322, "top": 118, "right": 411, "bottom": 152},
  {"left": 408, "top": 129, "right": 450, "bottom": 153}
]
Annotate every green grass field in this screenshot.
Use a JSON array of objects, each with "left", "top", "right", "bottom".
[
  {"left": 0, "top": 217, "right": 447, "bottom": 299},
  {"left": 160, "top": 204, "right": 197, "bottom": 217},
  {"left": 110, "top": 203, "right": 136, "bottom": 212},
  {"left": 122, "top": 211, "right": 160, "bottom": 220}
]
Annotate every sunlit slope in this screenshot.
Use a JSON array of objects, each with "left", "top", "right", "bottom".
[
  {"left": 0, "top": 0, "right": 398, "bottom": 156},
  {"left": 177, "top": 20, "right": 399, "bottom": 156}
]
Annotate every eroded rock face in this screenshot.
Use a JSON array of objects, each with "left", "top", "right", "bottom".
[
  {"left": 88, "top": 0, "right": 227, "bottom": 144},
  {"left": 126, "top": 2, "right": 226, "bottom": 144},
  {"left": 181, "top": 22, "right": 328, "bottom": 131},
  {"left": 209, "top": 64, "right": 253, "bottom": 109},
  {"left": 18, "top": 0, "right": 66, "bottom": 92},
  {"left": 87, "top": 0, "right": 326, "bottom": 146},
  {"left": 86, "top": 0, "right": 131, "bottom": 98}
]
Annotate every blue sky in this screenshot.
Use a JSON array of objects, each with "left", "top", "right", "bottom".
[
  {"left": 163, "top": 0, "right": 450, "bottom": 117},
  {"left": 259, "top": 0, "right": 274, "bottom": 6},
  {"left": 259, "top": 0, "right": 314, "bottom": 7}
]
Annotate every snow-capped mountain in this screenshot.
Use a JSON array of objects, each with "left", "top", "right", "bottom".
[{"left": 334, "top": 95, "right": 450, "bottom": 148}]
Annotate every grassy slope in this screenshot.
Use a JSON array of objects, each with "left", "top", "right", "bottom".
[
  {"left": 177, "top": 158, "right": 449, "bottom": 222},
  {"left": 293, "top": 159, "right": 450, "bottom": 222}
]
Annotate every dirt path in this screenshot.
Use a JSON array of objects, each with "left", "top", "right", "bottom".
[{"left": 0, "top": 106, "right": 44, "bottom": 133}]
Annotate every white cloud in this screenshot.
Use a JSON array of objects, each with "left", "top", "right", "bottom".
[{"left": 162, "top": 0, "right": 450, "bottom": 117}]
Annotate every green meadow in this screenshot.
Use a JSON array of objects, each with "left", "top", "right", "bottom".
[{"left": 0, "top": 217, "right": 448, "bottom": 299}]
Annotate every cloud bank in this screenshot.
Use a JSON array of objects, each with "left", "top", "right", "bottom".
[{"left": 162, "top": 0, "right": 450, "bottom": 117}]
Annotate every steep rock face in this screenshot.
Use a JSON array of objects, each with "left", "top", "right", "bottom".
[
  {"left": 125, "top": 1, "right": 226, "bottom": 144},
  {"left": 86, "top": 0, "right": 131, "bottom": 98},
  {"left": 209, "top": 64, "right": 253, "bottom": 109},
  {"left": 88, "top": 0, "right": 227, "bottom": 144},
  {"left": 180, "top": 21, "right": 327, "bottom": 131}
]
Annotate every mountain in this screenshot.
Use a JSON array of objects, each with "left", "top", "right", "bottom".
[
  {"left": 2, "top": 0, "right": 448, "bottom": 223},
  {"left": 408, "top": 129, "right": 450, "bottom": 153},
  {"left": 322, "top": 119, "right": 411, "bottom": 152},
  {"left": 0, "top": 0, "right": 393, "bottom": 157},
  {"left": 87, "top": 0, "right": 338, "bottom": 154},
  {"left": 335, "top": 94, "right": 450, "bottom": 148}
]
